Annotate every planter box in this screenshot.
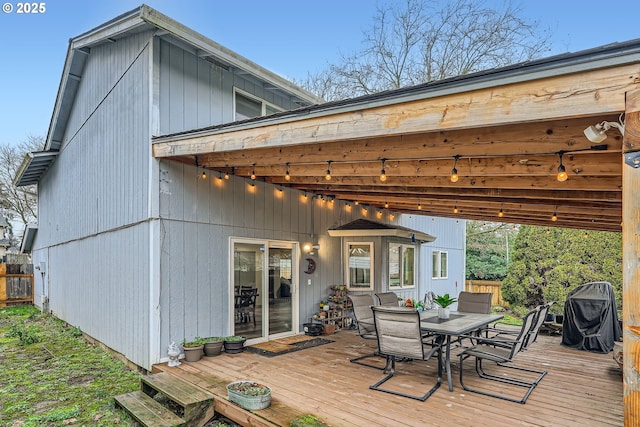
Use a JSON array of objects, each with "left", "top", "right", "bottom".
[
  {"left": 227, "top": 381, "right": 271, "bottom": 410},
  {"left": 183, "top": 345, "right": 203, "bottom": 362}
]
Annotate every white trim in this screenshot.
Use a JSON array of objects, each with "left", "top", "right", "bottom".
[
  {"left": 388, "top": 243, "right": 416, "bottom": 290},
  {"left": 345, "top": 241, "right": 374, "bottom": 291},
  {"left": 233, "top": 87, "right": 284, "bottom": 121},
  {"left": 432, "top": 250, "right": 449, "bottom": 280}
]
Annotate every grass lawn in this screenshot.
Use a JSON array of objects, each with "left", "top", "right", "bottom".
[{"left": 0, "top": 305, "right": 140, "bottom": 426}]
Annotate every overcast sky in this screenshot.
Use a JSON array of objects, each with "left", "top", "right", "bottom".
[{"left": 1, "top": 0, "right": 639, "bottom": 146}]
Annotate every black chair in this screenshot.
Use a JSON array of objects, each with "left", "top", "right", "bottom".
[
  {"left": 236, "top": 288, "right": 258, "bottom": 325},
  {"left": 458, "top": 307, "right": 547, "bottom": 404},
  {"left": 348, "top": 294, "right": 388, "bottom": 370},
  {"left": 370, "top": 306, "right": 443, "bottom": 401}
]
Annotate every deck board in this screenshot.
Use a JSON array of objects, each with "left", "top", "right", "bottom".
[{"left": 153, "top": 330, "right": 622, "bottom": 426}]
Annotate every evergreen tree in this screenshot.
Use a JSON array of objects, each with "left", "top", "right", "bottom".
[{"left": 502, "top": 226, "right": 622, "bottom": 313}]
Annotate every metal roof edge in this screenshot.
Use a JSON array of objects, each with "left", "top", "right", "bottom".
[
  {"left": 13, "top": 151, "right": 59, "bottom": 187},
  {"left": 20, "top": 226, "right": 37, "bottom": 254}
]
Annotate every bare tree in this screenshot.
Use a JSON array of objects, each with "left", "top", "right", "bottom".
[
  {"left": 0, "top": 136, "right": 44, "bottom": 246},
  {"left": 299, "top": 0, "right": 551, "bottom": 101}
]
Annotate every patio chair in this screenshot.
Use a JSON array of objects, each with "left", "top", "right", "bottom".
[
  {"left": 457, "top": 291, "right": 492, "bottom": 314},
  {"left": 236, "top": 288, "right": 258, "bottom": 325},
  {"left": 348, "top": 294, "right": 388, "bottom": 370},
  {"left": 375, "top": 292, "right": 399, "bottom": 307},
  {"left": 524, "top": 302, "right": 553, "bottom": 349},
  {"left": 370, "top": 306, "right": 443, "bottom": 401},
  {"left": 458, "top": 307, "right": 547, "bottom": 404}
]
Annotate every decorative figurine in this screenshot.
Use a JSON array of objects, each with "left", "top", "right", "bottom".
[{"left": 167, "top": 341, "right": 181, "bottom": 367}]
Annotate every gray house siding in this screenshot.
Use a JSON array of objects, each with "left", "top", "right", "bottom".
[
  {"left": 157, "top": 39, "right": 297, "bottom": 136},
  {"left": 30, "top": 30, "right": 155, "bottom": 368},
  {"left": 157, "top": 160, "right": 463, "bottom": 358}
]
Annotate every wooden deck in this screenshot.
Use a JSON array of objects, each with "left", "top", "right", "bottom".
[{"left": 153, "top": 330, "right": 623, "bottom": 426}]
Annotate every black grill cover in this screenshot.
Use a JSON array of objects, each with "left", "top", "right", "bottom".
[{"left": 561, "top": 281, "right": 621, "bottom": 353}]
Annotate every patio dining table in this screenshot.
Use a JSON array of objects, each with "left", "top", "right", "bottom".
[{"left": 420, "top": 310, "right": 504, "bottom": 391}]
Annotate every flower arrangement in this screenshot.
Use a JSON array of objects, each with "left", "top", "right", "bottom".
[{"left": 227, "top": 381, "right": 271, "bottom": 396}]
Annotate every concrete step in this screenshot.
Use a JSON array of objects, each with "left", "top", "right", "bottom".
[{"left": 114, "top": 390, "right": 185, "bottom": 427}]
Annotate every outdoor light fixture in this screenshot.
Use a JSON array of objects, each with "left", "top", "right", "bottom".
[
  {"left": 556, "top": 152, "right": 568, "bottom": 182},
  {"left": 303, "top": 242, "right": 320, "bottom": 254},
  {"left": 384, "top": 199, "right": 389, "bottom": 209},
  {"left": 583, "top": 116, "right": 625, "bottom": 143},
  {"left": 285, "top": 163, "right": 291, "bottom": 181},
  {"left": 379, "top": 159, "right": 387, "bottom": 182},
  {"left": 450, "top": 155, "right": 460, "bottom": 183},
  {"left": 250, "top": 164, "right": 256, "bottom": 180},
  {"left": 453, "top": 204, "right": 459, "bottom": 214},
  {"left": 325, "top": 161, "right": 332, "bottom": 181},
  {"left": 498, "top": 206, "right": 504, "bottom": 218},
  {"left": 551, "top": 207, "right": 558, "bottom": 222},
  {"left": 224, "top": 166, "right": 231, "bottom": 180}
]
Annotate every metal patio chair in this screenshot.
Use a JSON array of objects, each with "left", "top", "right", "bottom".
[
  {"left": 370, "top": 306, "right": 443, "bottom": 401},
  {"left": 458, "top": 307, "right": 547, "bottom": 404},
  {"left": 375, "top": 292, "right": 399, "bottom": 307},
  {"left": 348, "top": 294, "right": 388, "bottom": 370}
]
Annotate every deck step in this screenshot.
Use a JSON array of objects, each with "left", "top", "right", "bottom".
[
  {"left": 141, "top": 372, "right": 215, "bottom": 427},
  {"left": 114, "top": 390, "right": 185, "bottom": 427}
]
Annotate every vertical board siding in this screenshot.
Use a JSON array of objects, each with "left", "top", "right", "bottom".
[
  {"left": 157, "top": 39, "right": 297, "bottom": 136},
  {"left": 45, "top": 224, "right": 150, "bottom": 368},
  {"left": 37, "top": 31, "right": 152, "bottom": 247},
  {"left": 32, "top": 31, "right": 154, "bottom": 368},
  {"left": 158, "top": 161, "right": 464, "bottom": 356}
]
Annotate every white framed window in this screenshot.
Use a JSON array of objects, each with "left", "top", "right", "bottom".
[
  {"left": 388, "top": 243, "right": 415, "bottom": 289},
  {"left": 234, "top": 88, "right": 283, "bottom": 121},
  {"left": 432, "top": 250, "right": 448, "bottom": 279},
  {"left": 346, "top": 242, "right": 374, "bottom": 290}
]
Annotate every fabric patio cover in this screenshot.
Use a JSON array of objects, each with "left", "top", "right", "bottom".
[{"left": 561, "top": 281, "right": 622, "bottom": 353}]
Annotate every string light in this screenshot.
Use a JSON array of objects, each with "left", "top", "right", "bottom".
[
  {"left": 551, "top": 206, "right": 558, "bottom": 222},
  {"left": 250, "top": 164, "right": 256, "bottom": 180},
  {"left": 379, "top": 159, "right": 387, "bottom": 182},
  {"left": 417, "top": 198, "right": 422, "bottom": 210},
  {"left": 498, "top": 204, "right": 504, "bottom": 218},
  {"left": 453, "top": 204, "right": 459, "bottom": 214},
  {"left": 224, "top": 166, "right": 231, "bottom": 180},
  {"left": 384, "top": 199, "right": 389, "bottom": 209},
  {"left": 201, "top": 169, "right": 207, "bottom": 180},
  {"left": 285, "top": 162, "right": 291, "bottom": 181},
  {"left": 450, "top": 155, "right": 460, "bottom": 183},
  {"left": 325, "top": 161, "right": 332, "bottom": 181},
  {"left": 556, "top": 152, "right": 568, "bottom": 182},
  {"left": 354, "top": 200, "right": 359, "bottom": 205}
]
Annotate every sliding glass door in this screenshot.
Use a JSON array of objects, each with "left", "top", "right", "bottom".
[{"left": 231, "top": 239, "right": 298, "bottom": 342}]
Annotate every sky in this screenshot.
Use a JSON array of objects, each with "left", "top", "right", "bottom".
[{"left": 1, "top": 0, "right": 640, "bottom": 147}]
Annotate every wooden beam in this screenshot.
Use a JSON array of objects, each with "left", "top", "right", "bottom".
[
  {"left": 623, "top": 89, "right": 640, "bottom": 427},
  {"left": 153, "top": 65, "right": 638, "bottom": 158}
]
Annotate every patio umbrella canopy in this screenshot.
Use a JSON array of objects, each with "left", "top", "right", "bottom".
[{"left": 561, "top": 281, "right": 622, "bottom": 353}]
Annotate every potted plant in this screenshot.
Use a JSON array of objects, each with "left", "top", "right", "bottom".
[
  {"left": 223, "top": 336, "right": 246, "bottom": 354},
  {"left": 203, "top": 336, "right": 224, "bottom": 357},
  {"left": 227, "top": 380, "right": 272, "bottom": 410},
  {"left": 434, "top": 294, "right": 457, "bottom": 319},
  {"left": 182, "top": 337, "right": 205, "bottom": 362}
]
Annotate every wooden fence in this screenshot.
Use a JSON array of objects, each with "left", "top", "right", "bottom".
[
  {"left": 465, "top": 280, "right": 506, "bottom": 307},
  {"left": 0, "top": 254, "right": 34, "bottom": 307}
]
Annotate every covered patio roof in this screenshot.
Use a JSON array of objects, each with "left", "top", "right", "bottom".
[{"left": 152, "top": 39, "right": 640, "bottom": 233}]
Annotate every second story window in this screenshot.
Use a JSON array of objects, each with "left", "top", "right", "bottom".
[{"left": 234, "top": 89, "right": 283, "bottom": 121}]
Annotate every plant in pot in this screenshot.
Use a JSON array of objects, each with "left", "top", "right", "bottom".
[
  {"left": 203, "top": 336, "right": 224, "bottom": 357},
  {"left": 226, "top": 380, "right": 272, "bottom": 410},
  {"left": 223, "top": 336, "right": 246, "bottom": 354},
  {"left": 434, "top": 294, "right": 457, "bottom": 319},
  {"left": 182, "top": 337, "right": 205, "bottom": 362}
]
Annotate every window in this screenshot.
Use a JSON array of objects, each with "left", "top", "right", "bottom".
[
  {"left": 234, "top": 89, "right": 283, "bottom": 121},
  {"left": 388, "top": 243, "right": 415, "bottom": 289},
  {"left": 346, "top": 242, "right": 373, "bottom": 290},
  {"left": 432, "top": 250, "right": 448, "bottom": 279}
]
